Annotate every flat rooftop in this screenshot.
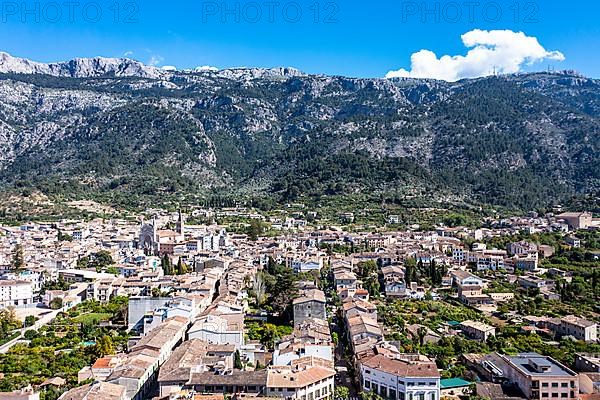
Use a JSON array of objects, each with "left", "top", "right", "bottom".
[{"left": 506, "top": 353, "right": 577, "bottom": 377}]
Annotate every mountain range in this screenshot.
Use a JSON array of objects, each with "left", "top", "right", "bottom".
[{"left": 0, "top": 52, "right": 599, "bottom": 210}]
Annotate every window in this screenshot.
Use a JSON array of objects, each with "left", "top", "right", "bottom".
[
  {"left": 551, "top": 394, "right": 558, "bottom": 398},
  {"left": 430, "top": 393, "right": 436, "bottom": 400},
  {"left": 542, "top": 394, "right": 548, "bottom": 398},
  {"left": 542, "top": 383, "right": 549, "bottom": 388},
  {"left": 561, "top": 383, "right": 568, "bottom": 388},
  {"left": 389, "top": 389, "right": 397, "bottom": 400},
  {"left": 364, "top": 380, "right": 371, "bottom": 389},
  {"left": 552, "top": 383, "right": 559, "bottom": 388},
  {"left": 561, "top": 394, "right": 567, "bottom": 398}
]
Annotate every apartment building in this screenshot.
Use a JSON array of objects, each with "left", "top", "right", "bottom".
[
  {"left": 499, "top": 353, "right": 579, "bottom": 400},
  {"left": 0, "top": 280, "right": 34, "bottom": 308}
]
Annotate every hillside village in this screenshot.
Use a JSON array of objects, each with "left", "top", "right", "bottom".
[{"left": 0, "top": 208, "right": 600, "bottom": 400}]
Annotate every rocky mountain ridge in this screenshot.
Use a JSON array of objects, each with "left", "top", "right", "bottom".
[{"left": 0, "top": 52, "right": 598, "bottom": 209}]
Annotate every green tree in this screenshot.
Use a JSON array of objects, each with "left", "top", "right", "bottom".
[
  {"left": 12, "top": 244, "right": 24, "bottom": 271},
  {"left": 50, "top": 297, "right": 63, "bottom": 310},
  {"left": 246, "top": 219, "right": 264, "bottom": 241},
  {"left": 93, "top": 335, "right": 115, "bottom": 358},
  {"left": 405, "top": 258, "right": 417, "bottom": 285},
  {"left": 161, "top": 254, "right": 173, "bottom": 275},
  {"left": 176, "top": 258, "right": 188, "bottom": 275},
  {"left": 335, "top": 386, "right": 350, "bottom": 400},
  {"left": 234, "top": 350, "right": 243, "bottom": 369},
  {"left": 417, "top": 326, "right": 428, "bottom": 346},
  {"left": 91, "top": 251, "right": 113, "bottom": 269},
  {"left": 24, "top": 315, "right": 37, "bottom": 327}
]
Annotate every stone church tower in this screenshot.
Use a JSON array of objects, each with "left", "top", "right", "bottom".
[{"left": 176, "top": 210, "right": 185, "bottom": 237}]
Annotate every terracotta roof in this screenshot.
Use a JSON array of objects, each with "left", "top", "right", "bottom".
[
  {"left": 158, "top": 339, "right": 234, "bottom": 383},
  {"left": 293, "top": 289, "right": 326, "bottom": 305},
  {"left": 58, "top": 381, "right": 125, "bottom": 400},
  {"left": 267, "top": 365, "right": 335, "bottom": 388},
  {"left": 188, "top": 370, "right": 268, "bottom": 386},
  {"left": 361, "top": 354, "right": 440, "bottom": 378}
]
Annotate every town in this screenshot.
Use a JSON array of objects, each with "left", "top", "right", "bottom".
[{"left": 0, "top": 206, "right": 599, "bottom": 400}]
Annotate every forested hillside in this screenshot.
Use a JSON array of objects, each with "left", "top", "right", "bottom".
[{"left": 0, "top": 63, "right": 599, "bottom": 210}]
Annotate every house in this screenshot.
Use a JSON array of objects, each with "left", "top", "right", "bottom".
[
  {"left": 508, "top": 241, "right": 538, "bottom": 256},
  {"left": 188, "top": 313, "right": 245, "bottom": 348},
  {"left": 343, "top": 298, "right": 378, "bottom": 320},
  {"left": 334, "top": 271, "right": 359, "bottom": 290},
  {"left": 0, "top": 386, "right": 40, "bottom": 400},
  {"left": 499, "top": 353, "right": 579, "bottom": 400},
  {"left": 514, "top": 254, "right": 539, "bottom": 272},
  {"left": 184, "top": 369, "right": 268, "bottom": 395},
  {"left": 338, "top": 287, "right": 369, "bottom": 301},
  {"left": 293, "top": 289, "right": 326, "bottom": 326},
  {"left": 58, "top": 381, "right": 126, "bottom": 400},
  {"left": 459, "top": 320, "right": 496, "bottom": 341},
  {"left": 360, "top": 354, "right": 440, "bottom": 400},
  {"left": 457, "top": 284, "right": 493, "bottom": 307},
  {"left": 157, "top": 339, "right": 235, "bottom": 397},
  {"left": 538, "top": 245, "right": 556, "bottom": 258},
  {"left": 450, "top": 270, "right": 483, "bottom": 287},
  {"left": 346, "top": 314, "right": 383, "bottom": 352},
  {"left": 518, "top": 276, "right": 546, "bottom": 289},
  {"left": 565, "top": 236, "right": 581, "bottom": 248},
  {"left": 559, "top": 316, "right": 598, "bottom": 342},
  {"left": 78, "top": 355, "right": 125, "bottom": 382}
]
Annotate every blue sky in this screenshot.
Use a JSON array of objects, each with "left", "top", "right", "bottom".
[{"left": 0, "top": 0, "right": 599, "bottom": 78}]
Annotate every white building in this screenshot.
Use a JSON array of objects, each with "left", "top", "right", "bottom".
[
  {"left": 360, "top": 354, "right": 441, "bottom": 400},
  {"left": 188, "top": 313, "right": 245, "bottom": 348},
  {"left": 265, "top": 363, "right": 335, "bottom": 400},
  {"left": 273, "top": 343, "right": 333, "bottom": 366},
  {"left": 0, "top": 280, "right": 34, "bottom": 308},
  {"left": 560, "top": 316, "right": 598, "bottom": 342}
]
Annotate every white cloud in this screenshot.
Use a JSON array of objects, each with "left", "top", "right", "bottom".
[
  {"left": 147, "top": 55, "right": 164, "bottom": 67},
  {"left": 123, "top": 51, "right": 134, "bottom": 57},
  {"left": 195, "top": 65, "right": 219, "bottom": 72},
  {"left": 386, "top": 29, "right": 565, "bottom": 82}
]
